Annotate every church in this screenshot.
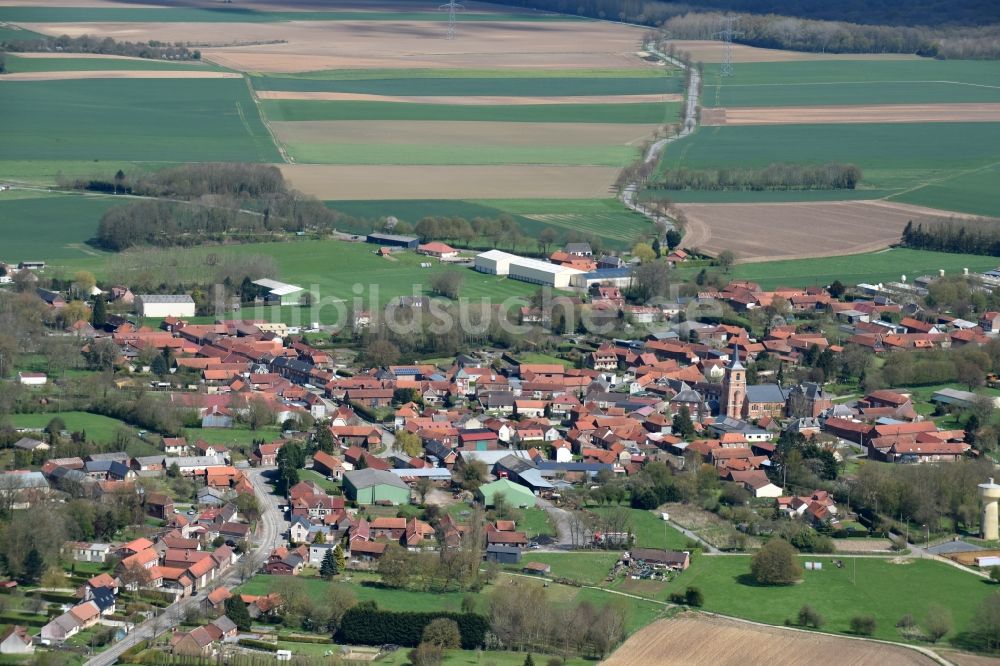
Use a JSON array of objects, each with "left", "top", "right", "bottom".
[{"left": 720, "top": 347, "right": 788, "bottom": 421}]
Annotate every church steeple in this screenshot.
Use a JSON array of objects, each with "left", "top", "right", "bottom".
[{"left": 722, "top": 343, "right": 746, "bottom": 419}]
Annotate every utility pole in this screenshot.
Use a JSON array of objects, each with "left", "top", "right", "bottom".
[
  {"left": 439, "top": 1, "right": 463, "bottom": 40},
  {"left": 713, "top": 14, "right": 744, "bottom": 77}
]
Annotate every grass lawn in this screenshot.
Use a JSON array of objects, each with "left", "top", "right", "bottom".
[
  {"left": 327, "top": 198, "right": 653, "bottom": 251},
  {"left": 676, "top": 248, "right": 1000, "bottom": 290},
  {"left": 0, "top": 191, "right": 124, "bottom": 261},
  {"left": 299, "top": 469, "right": 340, "bottom": 494},
  {"left": 263, "top": 100, "right": 677, "bottom": 124},
  {"left": 6, "top": 411, "right": 132, "bottom": 443},
  {"left": 55, "top": 239, "right": 545, "bottom": 320},
  {"left": 669, "top": 555, "right": 994, "bottom": 643},
  {"left": 508, "top": 552, "right": 619, "bottom": 585},
  {"left": 240, "top": 573, "right": 665, "bottom": 635},
  {"left": 0, "top": 78, "right": 280, "bottom": 164},
  {"left": 183, "top": 426, "right": 279, "bottom": 447},
  {"left": 514, "top": 507, "right": 556, "bottom": 538},
  {"left": 515, "top": 353, "right": 573, "bottom": 369},
  {"left": 589, "top": 506, "right": 692, "bottom": 551},
  {"left": 252, "top": 74, "right": 681, "bottom": 96}
]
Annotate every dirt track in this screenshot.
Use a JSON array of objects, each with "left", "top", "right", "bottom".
[
  {"left": 703, "top": 103, "right": 1000, "bottom": 126},
  {"left": 280, "top": 163, "right": 618, "bottom": 199},
  {"left": 676, "top": 200, "right": 975, "bottom": 262},
  {"left": 0, "top": 70, "right": 242, "bottom": 81},
  {"left": 605, "top": 614, "right": 938, "bottom": 666},
  {"left": 256, "top": 91, "right": 681, "bottom": 105}
]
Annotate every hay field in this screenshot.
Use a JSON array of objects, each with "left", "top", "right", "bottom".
[
  {"left": 22, "top": 19, "right": 653, "bottom": 72},
  {"left": 605, "top": 614, "right": 937, "bottom": 666},
  {"left": 676, "top": 200, "right": 970, "bottom": 262},
  {"left": 703, "top": 103, "right": 1000, "bottom": 126},
  {"left": 280, "top": 164, "right": 618, "bottom": 200}
]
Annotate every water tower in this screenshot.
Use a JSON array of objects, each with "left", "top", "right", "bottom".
[{"left": 980, "top": 478, "right": 1000, "bottom": 541}]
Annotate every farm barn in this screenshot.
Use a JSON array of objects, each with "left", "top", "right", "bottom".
[
  {"left": 135, "top": 294, "right": 196, "bottom": 318},
  {"left": 475, "top": 250, "right": 582, "bottom": 288}
]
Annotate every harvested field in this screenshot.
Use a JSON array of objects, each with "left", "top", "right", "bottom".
[
  {"left": 703, "top": 103, "right": 1000, "bottom": 126},
  {"left": 279, "top": 164, "right": 618, "bottom": 200},
  {"left": 271, "top": 120, "right": 658, "bottom": 147},
  {"left": 0, "top": 70, "right": 242, "bottom": 80},
  {"left": 670, "top": 40, "right": 920, "bottom": 64},
  {"left": 22, "top": 20, "right": 653, "bottom": 72},
  {"left": 676, "top": 200, "right": 976, "bottom": 262},
  {"left": 605, "top": 614, "right": 938, "bottom": 666},
  {"left": 256, "top": 91, "right": 680, "bottom": 105}
]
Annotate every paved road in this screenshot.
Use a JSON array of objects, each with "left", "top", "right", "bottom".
[
  {"left": 85, "top": 465, "right": 285, "bottom": 666},
  {"left": 620, "top": 42, "right": 700, "bottom": 231}
]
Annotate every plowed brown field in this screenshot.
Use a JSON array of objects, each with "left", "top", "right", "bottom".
[
  {"left": 604, "top": 614, "right": 938, "bottom": 666},
  {"left": 677, "top": 200, "right": 979, "bottom": 262}
]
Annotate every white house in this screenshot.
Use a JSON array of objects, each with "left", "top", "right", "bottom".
[
  {"left": 0, "top": 626, "right": 33, "bottom": 655},
  {"left": 16, "top": 372, "right": 47, "bottom": 386},
  {"left": 71, "top": 542, "right": 112, "bottom": 564}
]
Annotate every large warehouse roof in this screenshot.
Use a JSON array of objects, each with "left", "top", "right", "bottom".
[{"left": 477, "top": 250, "right": 583, "bottom": 276}]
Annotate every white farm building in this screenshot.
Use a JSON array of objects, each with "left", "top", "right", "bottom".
[
  {"left": 135, "top": 294, "right": 196, "bottom": 318},
  {"left": 475, "top": 250, "right": 583, "bottom": 289}
]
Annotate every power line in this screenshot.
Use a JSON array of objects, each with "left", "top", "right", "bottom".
[
  {"left": 439, "top": 0, "right": 464, "bottom": 40},
  {"left": 713, "top": 14, "right": 744, "bottom": 77}
]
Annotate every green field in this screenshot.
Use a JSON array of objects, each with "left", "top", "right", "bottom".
[
  {"left": 53, "top": 239, "right": 544, "bottom": 322},
  {"left": 507, "top": 552, "right": 619, "bottom": 585},
  {"left": 241, "top": 573, "right": 665, "bottom": 634},
  {"left": 669, "top": 555, "right": 993, "bottom": 643},
  {"left": 327, "top": 198, "right": 652, "bottom": 250},
  {"left": 0, "top": 159, "right": 178, "bottom": 187},
  {"left": 685, "top": 248, "right": 1000, "bottom": 290},
  {"left": 252, "top": 74, "right": 681, "bottom": 96},
  {"left": 0, "top": 7, "right": 574, "bottom": 23},
  {"left": 1, "top": 54, "right": 226, "bottom": 73},
  {"left": 589, "top": 507, "right": 691, "bottom": 551},
  {"left": 0, "top": 78, "right": 280, "bottom": 163},
  {"left": 262, "top": 100, "right": 678, "bottom": 124},
  {"left": 0, "top": 191, "right": 123, "bottom": 261},
  {"left": 892, "top": 162, "right": 1000, "bottom": 216},
  {"left": 284, "top": 142, "right": 638, "bottom": 166},
  {"left": 662, "top": 122, "right": 1000, "bottom": 215},
  {"left": 7, "top": 411, "right": 133, "bottom": 443},
  {"left": 701, "top": 59, "right": 1000, "bottom": 106},
  {"left": 0, "top": 25, "right": 47, "bottom": 41}
]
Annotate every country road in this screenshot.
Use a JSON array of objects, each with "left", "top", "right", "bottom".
[
  {"left": 620, "top": 40, "right": 700, "bottom": 231},
  {"left": 85, "top": 464, "right": 286, "bottom": 666}
]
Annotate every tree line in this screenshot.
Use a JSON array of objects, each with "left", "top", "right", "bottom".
[
  {"left": 83, "top": 164, "right": 355, "bottom": 250},
  {"left": 902, "top": 218, "right": 1000, "bottom": 257},
  {"left": 0, "top": 33, "right": 200, "bottom": 60},
  {"left": 654, "top": 163, "right": 861, "bottom": 192},
  {"left": 488, "top": 0, "right": 998, "bottom": 50}
]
